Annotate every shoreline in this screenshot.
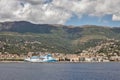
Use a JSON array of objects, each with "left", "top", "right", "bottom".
[{"left": 0, "top": 61, "right": 119, "bottom": 63}]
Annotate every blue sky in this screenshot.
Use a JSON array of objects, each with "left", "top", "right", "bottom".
[
  {"left": 66, "top": 15, "right": 120, "bottom": 27},
  {"left": 0, "top": 0, "right": 120, "bottom": 27}
]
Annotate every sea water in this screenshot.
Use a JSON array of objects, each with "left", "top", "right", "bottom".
[{"left": 0, "top": 62, "right": 120, "bottom": 80}]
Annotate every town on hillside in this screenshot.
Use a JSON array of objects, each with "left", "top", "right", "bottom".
[{"left": 0, "top": 39, "right": 120, "bottom": 62}]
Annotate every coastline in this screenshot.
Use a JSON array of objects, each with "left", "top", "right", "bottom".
[{"left": 0, "top": 61, "right": 119, "bottom": 63}]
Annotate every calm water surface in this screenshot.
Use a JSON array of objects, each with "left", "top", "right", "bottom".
[{"left": 0, "top": 62, "right": 120, "bottom": 80}]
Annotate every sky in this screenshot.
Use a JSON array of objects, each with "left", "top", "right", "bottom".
[{"left": 0, "top": 0, "right": 120, "bottom": 27}]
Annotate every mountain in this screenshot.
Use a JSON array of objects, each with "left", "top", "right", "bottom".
[{"left": 0, "top": 21, "right": 120, "bottom": 54}]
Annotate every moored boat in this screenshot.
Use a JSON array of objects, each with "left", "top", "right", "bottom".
[{"left": 24, "top": 54, "right": 57, "bottom": 62}]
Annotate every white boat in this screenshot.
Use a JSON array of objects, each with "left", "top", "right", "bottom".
[{"left": 24, "top": 54, "right": 57, "bottom": 62}]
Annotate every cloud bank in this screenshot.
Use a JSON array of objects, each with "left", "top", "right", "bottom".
[{"left": 0, "top": 0, "right": 120, "bottom": 24}]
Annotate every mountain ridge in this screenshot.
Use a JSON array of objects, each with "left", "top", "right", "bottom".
[{"left": 0, "top": 21, "right": 120, "bottom": 54}]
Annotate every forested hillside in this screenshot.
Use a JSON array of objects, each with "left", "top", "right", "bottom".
[{"left": 0, "top": 21, "right": 120, "bottom": 54}]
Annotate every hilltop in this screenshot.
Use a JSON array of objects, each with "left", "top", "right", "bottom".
[{"left": 0, "top": 21, "right": 120, "bottom": 54}]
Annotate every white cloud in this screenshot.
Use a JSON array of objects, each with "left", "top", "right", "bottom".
[
  {"left": 0, "top": 0, "right": 120, "bottom": 24},
  {"left": 112, "top": 14, "right": 120, "bottom": 21}
]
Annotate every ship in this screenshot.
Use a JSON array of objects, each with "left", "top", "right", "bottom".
[{"left": 24, "top": 54, "right": 57, "bottom": 62}]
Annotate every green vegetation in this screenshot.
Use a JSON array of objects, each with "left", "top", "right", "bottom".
[{"left": 0, "top": 21, "right": 120, "bottom": 54}]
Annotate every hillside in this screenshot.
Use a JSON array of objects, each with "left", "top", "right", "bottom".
[
  {"left": 0, "top": 21, "right": 120, "bottom": 54},
  {"left": 81, "top": 39, "right": 120, "bottom": 57}
]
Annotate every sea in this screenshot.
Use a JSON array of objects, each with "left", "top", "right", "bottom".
[{"left": 0, "top": 62, "right": 120, "bottom": 80}]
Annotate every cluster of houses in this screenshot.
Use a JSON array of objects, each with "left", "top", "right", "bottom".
[
  {"left": 0, "top": 51, "right": 120, "bottom": 62},
  {"left": 26, "top": 52, "right": 120, "bottom": 62},
  {"left": 0, "top": 52, "right": 25, "bottom": 61}
]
